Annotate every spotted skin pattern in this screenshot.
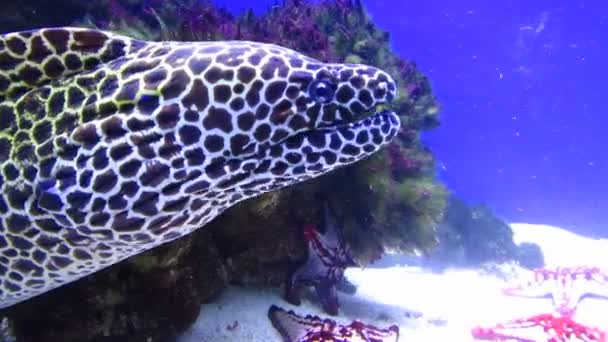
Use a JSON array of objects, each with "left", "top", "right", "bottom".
[{"left": 0, "top": 27, "right": 400, "bottom": 308}]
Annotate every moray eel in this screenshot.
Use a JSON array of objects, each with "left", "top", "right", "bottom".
[{"left": 0, "top": 27, "right": 400, "bottom": 308}]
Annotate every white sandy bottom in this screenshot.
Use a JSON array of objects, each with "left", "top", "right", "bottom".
[{"left": 179, "top": 224, "right": 608, "bottom": 342}]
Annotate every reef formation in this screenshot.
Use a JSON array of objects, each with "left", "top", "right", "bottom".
[{"left": 422, "top": 196, "right": 545, "bottom": 271}]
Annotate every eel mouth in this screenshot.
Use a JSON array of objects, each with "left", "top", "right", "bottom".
[
  {"left": 281, "top": 102, "right": 400, "bottom": 152},
  {"left": 237, "top": 108, "right": 401, "bottom": 186},
  {"left": 284, "top": 98, "right": 397, "bottom": 147},
  {"left": 209, "top": 103, "right": 400, "bottom": 194}
]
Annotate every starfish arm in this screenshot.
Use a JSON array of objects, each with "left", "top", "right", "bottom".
[
  {"left": 336, "top": 276, "right": 358, "bottom": 295},
  {"left": 315, "top": 281, "right": 339, "bottom": 316},
  {"left": 503, "top": 268, "right": 558, "bottom": 298},
  {"left": 284, "top": 280, "right": 304, "bottom": 306},
  {"left": 472, "top": 314, "right": 607, "bottom": 342},
  {"left": 269, "top": 305, "right": 399, "bottom": 342}
]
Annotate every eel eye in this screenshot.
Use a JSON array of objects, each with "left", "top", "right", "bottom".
[{"left": 309, "top": 80, "right": 335, "bottom": 104}]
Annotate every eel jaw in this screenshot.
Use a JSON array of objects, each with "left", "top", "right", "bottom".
[{"left": 231, "top": 109, "right": 401, "bottom": 194}]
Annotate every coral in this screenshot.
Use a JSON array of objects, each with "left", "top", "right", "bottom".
[
  {"left": 424, "top": 196, "right": 543, "bottom": 270},
  {"left": 322, "top": 157, "right": 446, "bottom": 264},
  {"left": 515, "top": 242, "right": 545, "bottom": 269}
]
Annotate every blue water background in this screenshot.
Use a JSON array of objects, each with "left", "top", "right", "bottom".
[{"left": 217, "top": 0, "right": 608, "bottom": 237}]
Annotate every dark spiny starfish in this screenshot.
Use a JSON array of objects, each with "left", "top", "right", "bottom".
[{"left": 285, "top": 203, "right": 357, "bottom": 315}]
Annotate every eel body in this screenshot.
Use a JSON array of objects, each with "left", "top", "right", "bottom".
[{"left": 0, "top": 27, "right": 400, "bottom": 307}]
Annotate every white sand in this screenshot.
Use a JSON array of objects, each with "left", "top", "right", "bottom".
[{"left": 179, "top": 224, "right": 608, "bottom": 341}]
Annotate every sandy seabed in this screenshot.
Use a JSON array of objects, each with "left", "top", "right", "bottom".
[{"left": 178, "top": 224, "right": 608, "bottom": 342}]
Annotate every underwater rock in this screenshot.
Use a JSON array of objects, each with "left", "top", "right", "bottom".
[
  {"left": 515, "top": 242, "right": 545, "bottom": 269},
  {"left": 423, "top": 196, "right": 544, "bottom": 270}
]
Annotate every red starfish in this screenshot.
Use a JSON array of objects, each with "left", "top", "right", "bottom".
[
  {"left": 268, "top": 305, "right": 399, "bottom": 342},
  {"left": 471, "top": 313, "right": 606, "bottom": 342},
  {"left": 502, "top": 267, "right": 608, "bottom": 316}
]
